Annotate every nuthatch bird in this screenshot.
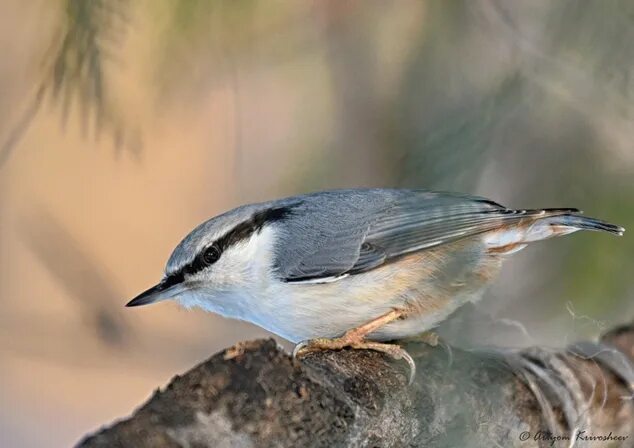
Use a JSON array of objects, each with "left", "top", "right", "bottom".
[{"left": 127, "top": 189, "right": 624, "bottom": 382}]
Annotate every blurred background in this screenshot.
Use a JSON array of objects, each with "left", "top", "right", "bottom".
[{"left": 1, "top": 1, "right": 633, "bottom": 446}]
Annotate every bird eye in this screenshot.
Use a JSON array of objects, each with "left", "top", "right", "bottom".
[{"left": 202, "top": 245, "right": 221, "bottom": 265}]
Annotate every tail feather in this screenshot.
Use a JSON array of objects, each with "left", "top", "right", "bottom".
[
  {"left": 536, "top": 210, "right": 624, "bottom": 236},
  {"left": 554, "top": 214, "right": 624, "bottom": 235},
  {"left": 484, "top": 208, "right": 624, "bottom": 254},
  {"left": 525, "top": 209, "right": 625, "bottom": 242}
]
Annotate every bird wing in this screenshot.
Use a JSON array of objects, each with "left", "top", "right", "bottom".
[{"left": 274, "top": 189, "right": 517, "bottom": 283}]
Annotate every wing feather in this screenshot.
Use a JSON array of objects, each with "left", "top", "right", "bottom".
[{"left": 276, "top": 190, "right": 521, "bottom": 282}]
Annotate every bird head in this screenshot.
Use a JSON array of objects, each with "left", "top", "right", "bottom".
[{"left": 126, "top": 203, "right": 294, "bottom": 316}]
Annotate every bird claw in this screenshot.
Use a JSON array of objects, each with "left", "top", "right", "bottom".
[
  {"left": 292, "top": 339, "right": 311, "bottom": 359},
  {"left": 292, "top": 338, "right": 416, "bottom": 385},
  {"left": 351, "top": 341, "right": 416, "bottom": 385}
]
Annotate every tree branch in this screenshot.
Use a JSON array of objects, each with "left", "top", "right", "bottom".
[{"left": 78, "top": 323, "right": 634, "bottom": 447}]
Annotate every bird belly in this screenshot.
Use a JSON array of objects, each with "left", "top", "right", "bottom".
[{"left": 260, "top": 238, "right": 502, "bottom": 343}]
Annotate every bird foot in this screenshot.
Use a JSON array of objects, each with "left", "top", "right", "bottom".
[{"left": 293, "top": 337, "right": 416, "bottom": 385}]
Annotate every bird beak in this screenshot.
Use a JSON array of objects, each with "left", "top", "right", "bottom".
[{"left": 125, "top": 279, "right": 186, "bottom": 307}]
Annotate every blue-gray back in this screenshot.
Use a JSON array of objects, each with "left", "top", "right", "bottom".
[{"left": 270, "top": 189, "right": 507, "bottom": 281}]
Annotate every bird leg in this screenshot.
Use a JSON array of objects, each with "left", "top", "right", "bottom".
[{"left": 292, "top": 309, "right": 417, "bottom": 384}]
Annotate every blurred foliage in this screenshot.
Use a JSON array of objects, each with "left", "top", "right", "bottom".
[
  {"left": 22, "top": 209, "right": 131, "bottom": 347},
  {"left": 151, "top": 0, "right": 305, "bottom": 97},
  {"left": 547, "top": 0, "right": 634, "bottom": 95},
  {"left": 396, "top": 75, "right": 525, "bottom": 191},
  {"left": 47, "top": 0, "right": 129, "bottom": 138},
  {"left": 0, "top": 0, "right": 133, "bottom": 167}
]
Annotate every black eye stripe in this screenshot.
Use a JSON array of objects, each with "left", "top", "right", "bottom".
[
  {"left": 164, "top": 203, "right": 300, "bottom": 283},
  {"left": 187, "top": 244, "right": 222, "bottom": 274}
]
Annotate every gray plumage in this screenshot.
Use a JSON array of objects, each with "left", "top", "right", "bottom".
[{"left": 272, "top": 189, "right": 507, "bottom": 281}]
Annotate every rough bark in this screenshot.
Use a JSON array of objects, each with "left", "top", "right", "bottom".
[{"left": 78, "top": 323, "right": 634, "bottom": 448}]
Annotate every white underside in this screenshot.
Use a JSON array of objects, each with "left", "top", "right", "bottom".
[{"left": 180, "top": 271, "right": 487, "bottom": 343}]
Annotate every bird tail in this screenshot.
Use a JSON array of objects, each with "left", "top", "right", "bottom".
[
  {"left": 523, "top": 208, "right": 624, "bottom": 242},
  {"left": 484, "top": 208, "right": 623, "bottom": 254}
]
